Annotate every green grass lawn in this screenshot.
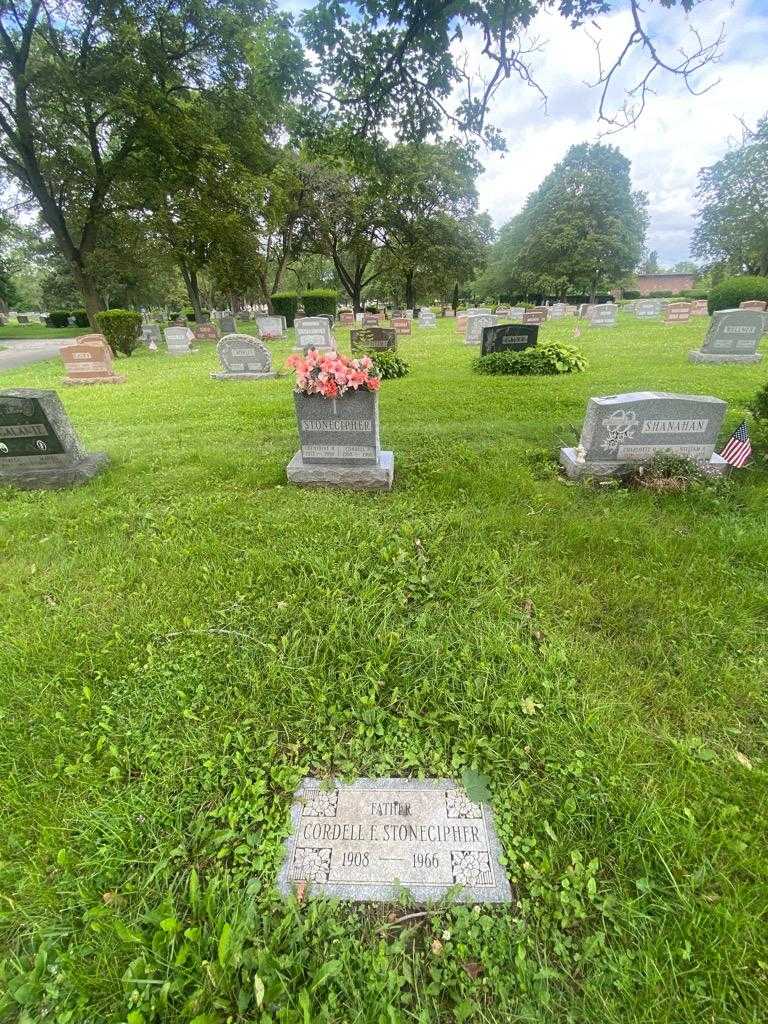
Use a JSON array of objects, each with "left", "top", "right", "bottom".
[
  {"left": 1, "top": 314, "right": 766, "bottom": 1023},
  {"left": 0, "top": 323, "right": 83, "bottom": 340}
]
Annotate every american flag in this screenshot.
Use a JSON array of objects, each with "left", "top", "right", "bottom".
[{"left": 719, "top": 421, "right": 752, "bottom": 468}]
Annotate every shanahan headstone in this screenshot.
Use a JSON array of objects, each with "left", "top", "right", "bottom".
[
  {"left": 277, "top": 778, "right": 511, "bottom": 903},
  {"left": 481, "top": 323, "right": 538, "bottom": 355},
  {"left": 351, "top": 326, "right": 397, "bottom": 352},
  {"left": 0, "top": 388, "right": 109, "bottom": 490},
  {"left": 60, "top": 335, "right": 125, "bottom": 385},
  {"left": 560, "top": 391, "right": 729, "bottom": 479},
  {"left": 689, "top": 309, "right": 764, "bottom": 364},
  {"left": 287, "top": 389, "right": 393, "bottom": 490},
  {"left": 212, "top": 333, "right": 276, "bottom": 380},
  {"left": 664, "top": 302, "right": 692, "bottom": 324}
]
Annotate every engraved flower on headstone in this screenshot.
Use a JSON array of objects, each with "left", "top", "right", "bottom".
[
  {"left": 290, "top": 847, "right": 331, "bottom": 882},
  {"left": 600, "top": 410, "right": 639, "bottom": 452},
  {"left": 301, "top": 790, "right": 338, "bottom": 817},
  {"left": 445, "top": 791, "right": 482, "bottom": 819},
  {"left": 450, "top": 850, "right": 492, "bottom": 886}
]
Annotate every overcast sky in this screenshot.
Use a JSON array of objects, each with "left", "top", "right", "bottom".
[{"left": 287, "top": 0, "right": 768, "bottom": 266}]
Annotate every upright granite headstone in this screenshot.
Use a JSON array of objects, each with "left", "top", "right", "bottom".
[
  {"left": 664, "top": 302, "right": 692, "bottom": 324},
  {"left": 481, "top": 323, "right": 538, "bottom": 355},
  {"left": 254, "top": 314, "right": 284, "bottom": 339},
  {"left": 142, "top": 323, "right": 162, "bottom": 348},
  {"left": 278, "top": 778, "right": 511, "bottom": 904},
  {"left": 287, "top": 390, "right": 394, "bottom": 490},
  {"left": 60, "top": 335, "right": 125, "bottom": 385},
  {"left": 219, "top": 313, "right": 237, "bottom": 334},
  {"left": 443, "top": 308, "right": 456, "bottom": 318},
  {"left": 165, "top": 325, "right": 194, "bottom": 356},
  {"left": 523, "top": 307, "right": 548, "bottom": 325},
  {"left": 339, "top": 311, "right": 355, "bottom": 325},
  {"left": 17, "top": 314, "right": 29, "bottom": 324},
  {"left": 466, "top": 314, "right": 497, "bottom": 345},
  {"left": 549, "top": 302, "right": 567, "bottom": 319},
  {"left": 295, "top": 317, "right": 335, "bottom": 353},
  {"left": 560, "top": 391, "right": 729, "bottom": 479},
  {"left": 351, "top": 327, "right": 397, "bottom": 352},
  {"left": 739, "top": 300, "right": 767, "bottom": 311},
  {"left": 0, "top": 388, "right": 109, "bottom": 490},
  {"left": 392, "top": 316, "right": 411, "bottom": 335},
  {"left": 689, "top": 309, "right": 764, "bottom": 363},
  {"left": 635, "top": 299, "right": 662, "bottom": 318},
  {"left": 193, "top": 322, "right": 219, "bottom": 342},
  {"left": 419, "top": 310, "right": 437, "bottom": 327},
  {"left": 691, "top": 299, "right": 709, "bottom": 316},
  {"left": 589, "top": 303, "right": 618, "bottom": 327},
  {"left": 212, "top": 333, "right": 276, "bottom": 379}
]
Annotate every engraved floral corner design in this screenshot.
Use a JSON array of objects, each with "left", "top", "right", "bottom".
[
  {"left": 301, "top": 790, "right": 338, "bottom": 817},
  {"left": 450, "top": 850, "right": 493, "bottom": 886},
  {"left": 445, "top": 791, "right": 482, "bottom": 819},
  {"left": 289, "top": 847, "right": 331, "bottom": 883}
]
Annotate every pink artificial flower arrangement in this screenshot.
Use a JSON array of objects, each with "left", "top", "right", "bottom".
[{"left": 287, "top": 348, "right": 381, "bottom": 398}]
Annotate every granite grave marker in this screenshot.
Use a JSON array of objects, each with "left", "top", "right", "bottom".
[
  {"left": 350, "top": 326, "right": 397, "bottom": 352},
  {"left": 60, "top": 335, "right": 125, "bottom": 384},
  {"left": 481, "top": 323, "right": 538, "bottom": 355},
  {"left": 212, "top": 333, "right": 276, "bottom": 379},
  {"left": 689, "top": 309, "right": 764, "bottom": 363}
]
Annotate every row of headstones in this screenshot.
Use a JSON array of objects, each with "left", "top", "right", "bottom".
[{"left": 0, "top": 381, "right": 739, "bottom": 498}]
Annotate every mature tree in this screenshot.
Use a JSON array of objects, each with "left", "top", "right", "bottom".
[
  {"left": 488, "top": 143, "right": 647, "bottom": 301},
  {"left": 671, "top": 260, "right": 699, "bottom": 275},
  {"left": 0, "top": 0, "right": 302, "bottom": 324},
  {"left": 640, "top": 250, "right": 661, "bottom": 274},
  {"left": 300, "top": 1, "right": 724, "bottom": 144},
  {"left": 693, "top": 118, "right": 768, "bottom": 276}
]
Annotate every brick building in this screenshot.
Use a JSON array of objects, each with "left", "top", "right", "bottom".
[{"left": 633, "top": 273, "right": 697, "bottom": 296}]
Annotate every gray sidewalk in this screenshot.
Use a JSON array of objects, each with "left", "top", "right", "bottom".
[{"left": 0, "top": 338, "right": 69, "bottom": 374}]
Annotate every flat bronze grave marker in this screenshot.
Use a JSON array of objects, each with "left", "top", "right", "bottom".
[{"left": 278, "top": 778, "right": 511, "bottom": 903}]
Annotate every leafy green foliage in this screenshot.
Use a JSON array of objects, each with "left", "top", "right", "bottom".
[
  {"left": 302, "top": 289, "right": 338, "bottom": 318},
  {"left": 95, "top": 309, "right": 142, "bottom": 357},
  {"left": 368, "top": 350, "right": 410, "bottom": 379},
  {"left": 474, "top": 342, "right": 587, "bottom": 376},
  {"left": 45, "top": 310, "right": 70, "bottom": 328},
  {"left": 625, "top": 453, "right": 707, "bottom": 492},
  {"left": 708, "top": 275, "right": 768, "bottom": 314},
  {"left": 748, "top": 381, "right": 768, "bottom": 422},
  {"left": 72, "top": 309, "right": 90, "bottom": 328},
  {"left": 271, "top": 292, "right": 300, "bottom": 327}
]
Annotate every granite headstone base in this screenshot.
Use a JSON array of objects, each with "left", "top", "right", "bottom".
[
  {"left": 62, "top": 374, "right": 126, "bottom": 386},
  {"left": 688, "top": 350, "right": 762, "bottom": 364},
  {"left": 0, "top": 452, "right": 109, "bottom": 490},
  {"left": 559, "top": 446, "right": 730, "bottom": 480},
  {"left": 287, "top": 450, "right": 394, "bottom": 491},
  {"left": 210, "top": 370, "right": 277, "bottom": 380}
]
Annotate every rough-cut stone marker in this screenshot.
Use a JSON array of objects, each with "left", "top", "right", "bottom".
[
  {"left": 278, "top": 778, "right": 512, "bottom": 903},
  {"left": 211, "top": 333, "right": 277, "bottom": 380},
  {"left": 0, "top": 388, "right": 109, "bottom": 490}
]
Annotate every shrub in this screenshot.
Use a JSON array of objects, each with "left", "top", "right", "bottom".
[
  {"left": 748, "top": 382, "right": 768, "bottom": 423},
  {"left": 302, "top": 289, "right": 337, "bottom": 319},
  {"left": 95, "top": 309, "right": 142, "bottom": 357},
  {"left": 45, "top": 310, "right": 70, "bottom": 328},
  {"left": 680, "top": 289, "right": 708, "bottom": 299},
  {"left": 622, "top": 290, "right": 641, "bottom": 299},
  {"left": 182, "top": 307, "right": 210, "bottom": 322},
  {"left": 473, "top": 342, "right": 587, "bottom": 376},
  {"left": 708, "top": 275, "right": 768, "bottom": 314},
  {"left": 368, "top": 350, "right": 410, "bottom": 379},
  {"left": 72, "top": 309, "right": 90, "bottom": 328},
  {"left": 648, "top": 290, "right": 674, "bottom": 298},
  {"left": 271, "top": 292, "right": 299, "bottom": 327}
]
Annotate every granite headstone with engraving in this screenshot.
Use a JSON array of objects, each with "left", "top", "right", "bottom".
[
  {"left": 589, "top": 303, "right": 618, "bottom": 327},
  {"left": 635, "top": 299, "right": 662, "bottom": 318},
  {"left": 523, "top": 307, "right": 548, "bottom": 325},
  {"left": 419, "top": 310, "right": 437, "bottom": 327},
  {"left": 664, "top": 302, "right": 692, "bottom": 324},
  {"left": 219, "top": 313, "right": 237, "bottom": 334},
  {"left": 689, "top": 309, "right": 764, "bottom": 363},
  {"left": 277, "top": 778, "right": 511, "bottom": 903},
  {"left": 193, "top": 322, "right": 219, "bottom": 342},
  {"left": 739, "top": 300, "right": 767, "bottom": 311},
  {"left": 350, "top": 327, "right": 397, "bottom": 352},
  {"left": 254, "top": 314, "right": 284, "bottom": 339},
  {"left": 165, "top": 325, "right": 194, "bottom": 356},
  {"left": 481, "top": 323, "right": 539, "bottom": 355},
  {"left": 392, "top": 316, "right": 411, "bottom": 336},
  {"left": 549, "top": 302, "right": 567, "bottom": 319},
  {"left": 560, "top": 391, "right": 729, "bottom": 479},
  {"left": 294, "top": 317, "right": 335, "bottom": 353},
  {"left": 0, "top": 388, "right": 109, "bottom": 490},
  {"left": 212, "top": 333, "right": 276, "bottom": 379},
  {"left": 60, "top": 335, "right": 126, "bottom": 384},
  {"left": 465, "top": 314, "right": 497, "bottom": 345},
  {"left": 287, "top": 389, "right": 393, "bottom": 490},
  {"left": 339, "top": 311, "right": 355, "bottom": 325},
  {"left": 691, "top": 299, "right": 709, "bottom": 316}
]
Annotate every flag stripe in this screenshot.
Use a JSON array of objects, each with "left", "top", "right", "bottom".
[{"left": 718, "top": 420, "right": 752, "bottom": 468}]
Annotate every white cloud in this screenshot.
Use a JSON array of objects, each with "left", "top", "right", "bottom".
[{"left": 467, "top": 0, "right": 768, "bottom": 263}]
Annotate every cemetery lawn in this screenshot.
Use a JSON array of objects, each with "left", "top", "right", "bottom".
[
  {"left": 0, "top": 324, "right": 83, "bottom": 340},
  {"left": 1, "top": 314, "right": 767, "bottom": 1024}
]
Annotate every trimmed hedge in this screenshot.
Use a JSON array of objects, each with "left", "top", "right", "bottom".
[
  {"left": 473, "top": 342, "right": 587, "bottom": 376},
  {"left": 271, "top": 292, "right": 299, "bottom": 327},
  {"left": 680, "top": 289, "right": 708, "bottom": 300},
  {"left": 708, "top": 275, "right": 768, "bottom": 314},
  {"left": 73, "top": 309, "right": 90, "bottom": 328},
  {"left": 302, "top": 289, "right": 337, "bottom": 319},
  {"left": 648, "top": 290, "right": 675, "bottom": 298},
  {"left": 45, "top": 310, "right": 70, "bottom": 328},
  {"left": 95, "top": 309, "right": 142, "bottom": 357},
  {"left": 622, "top": 290, "right": 641, "bottom": 300}
]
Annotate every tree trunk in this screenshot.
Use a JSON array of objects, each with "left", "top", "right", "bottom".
[
  {"left": 589, "top": 283, "right": 597, "bottom": 304},
  {"left": 180, "top": 265, "right": 202, "bottom": 319},
  {"left": 70, "top": 261, "right": 103, "bottom": 328},
  {"left": 404, "top": 269, "right": 415, "bottom": 309}
]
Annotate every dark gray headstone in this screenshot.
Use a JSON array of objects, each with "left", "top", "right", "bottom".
[
  {"left": 481, "top": 323, "right": 538, "bottom": 355},
  {"left": 277, "top": 777, "right": 512, "bottom": 904},
  {"left": 690, "top": 309, "right": 764, "bottom": 363},
  {"left": 219, "top": 314, "right": 236, "bottom": 334},
  {"left": 350, "top": 327, "right": 397, "bottom": 352},
  {"left": 0, "top": 389, "right": 108, "bottom": 490},
  {"left": 560, "top": 391, "right": 729, "bottom": 479}
]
